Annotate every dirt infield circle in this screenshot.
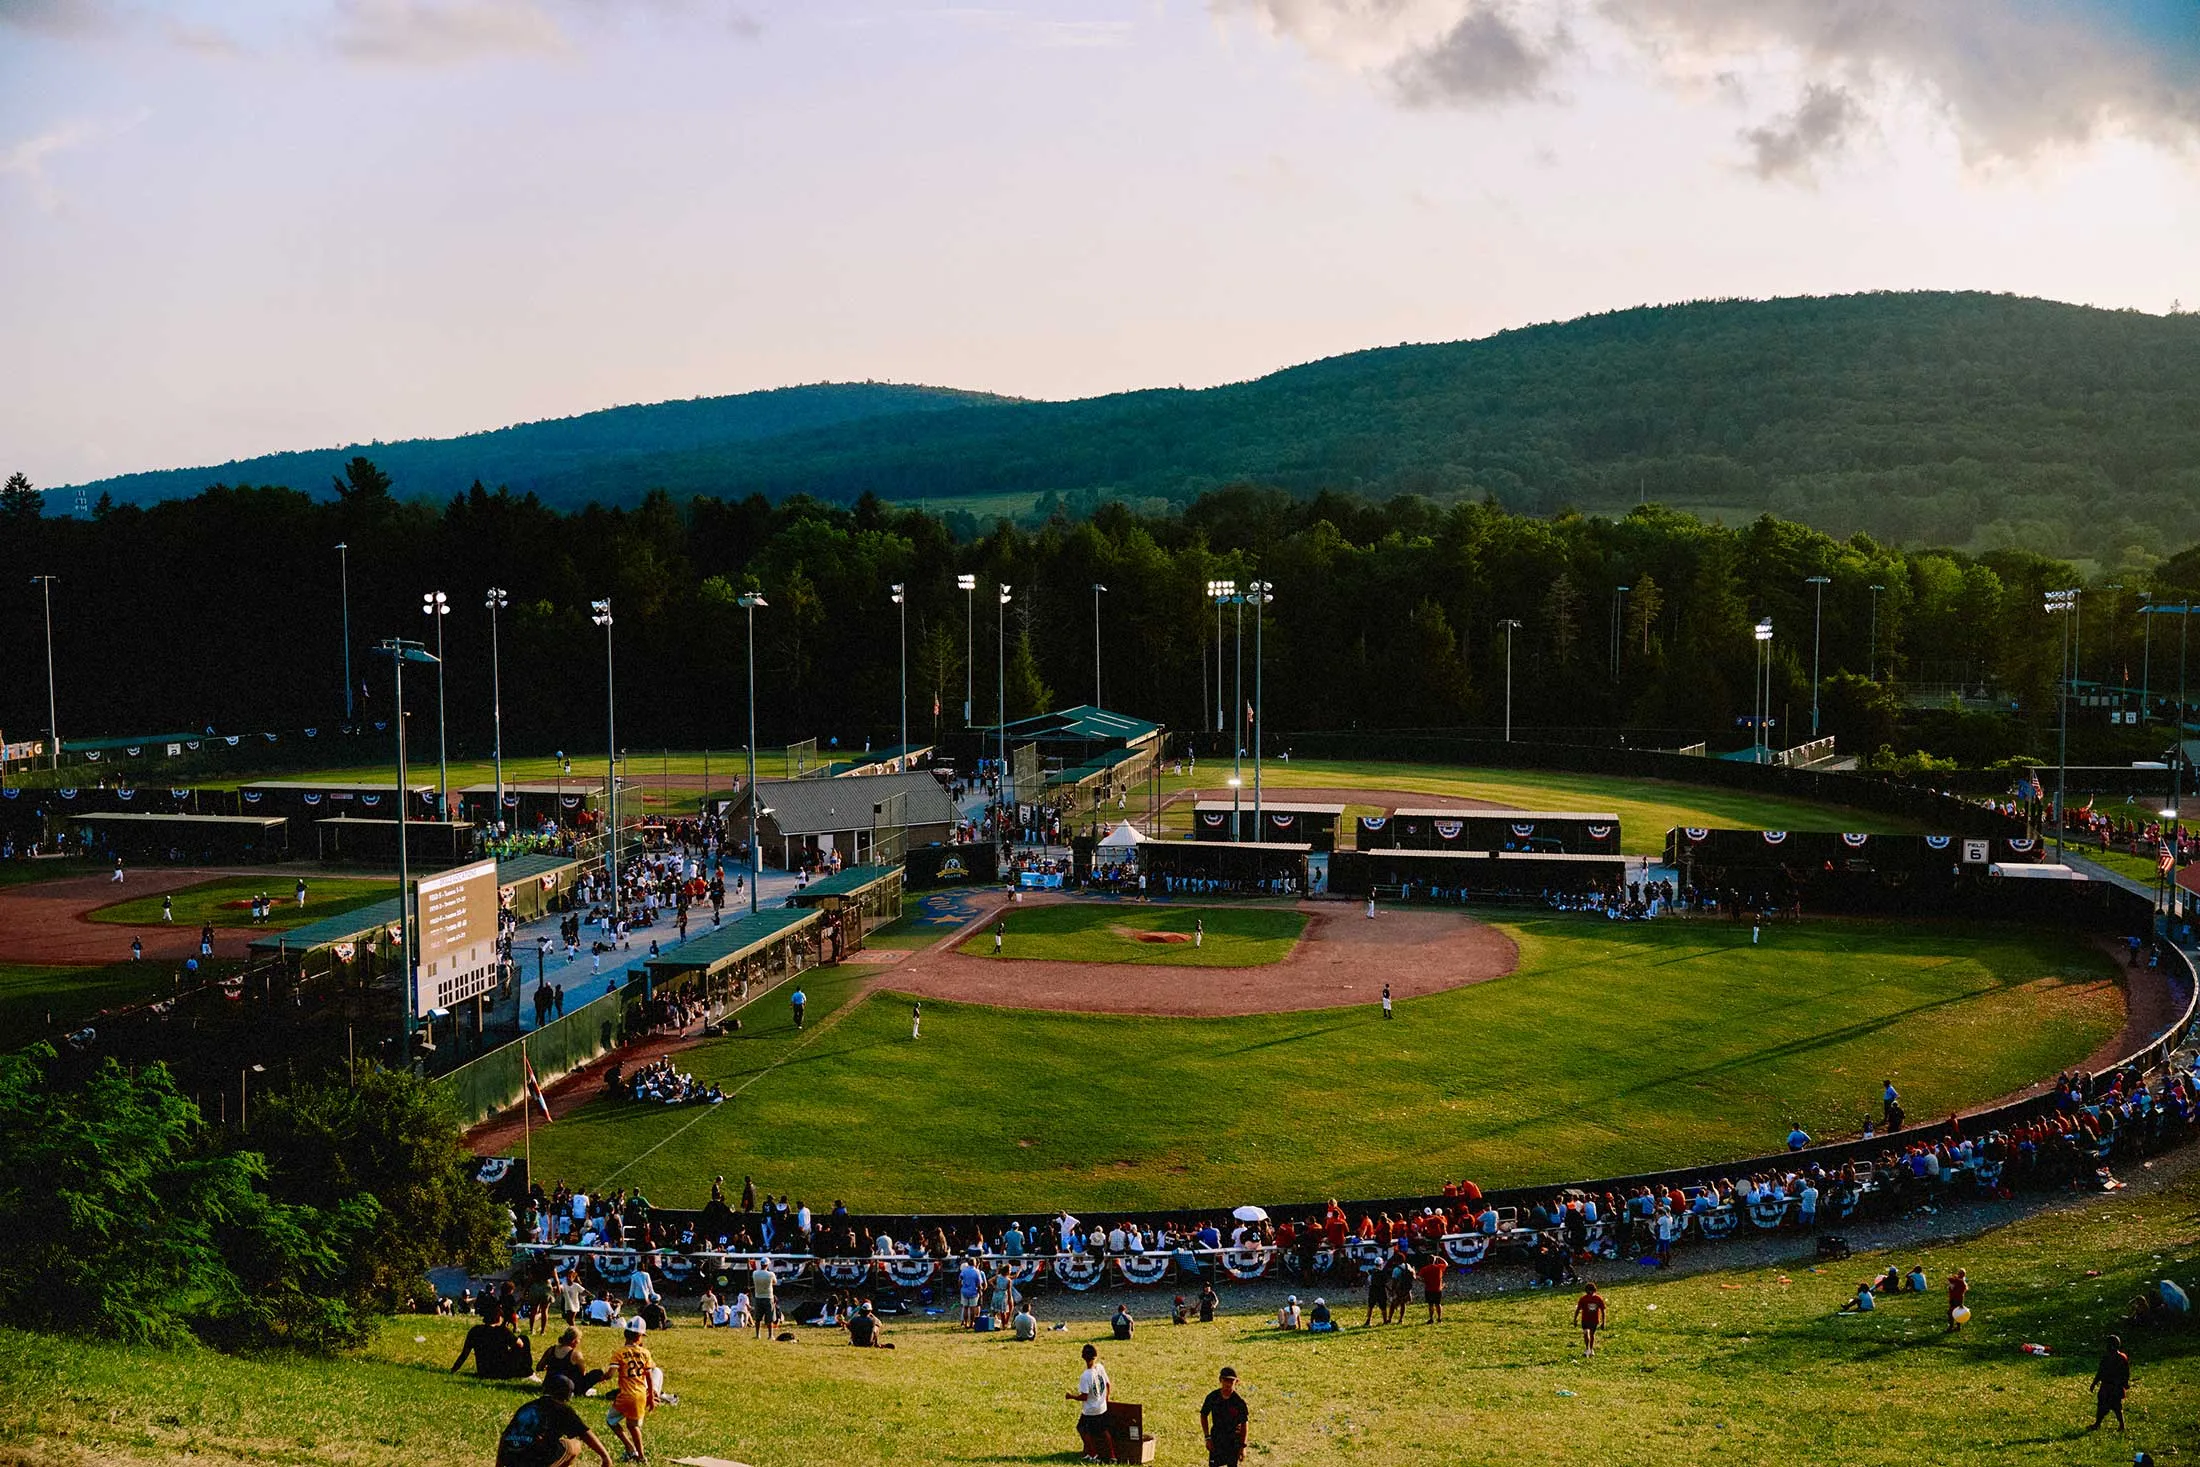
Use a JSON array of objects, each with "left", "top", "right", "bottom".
[{"left": 881, "top": 895, "right": 1519, "bottom": 1017}]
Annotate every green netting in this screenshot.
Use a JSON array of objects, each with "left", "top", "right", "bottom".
[{"left": 440, "top": 983, "right": 637, "bottom": 1128}]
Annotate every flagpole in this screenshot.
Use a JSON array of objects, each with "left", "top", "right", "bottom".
[{"left": 521, "top": 1035, "right": 532, "bottom": 1199}]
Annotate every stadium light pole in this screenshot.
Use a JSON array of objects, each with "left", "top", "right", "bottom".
[
  {"left": 1248, "top": 581, "right": 1273, "bottom": 833},
  {"left": 891, "top": 583, "right": 908, "bottom": 761},
  {"left": 1091, "top": 583, "right": 1107, "bottom": 709},
  {"left": 998, "top": 585, "right": 1012, "bottom": 830},
  {"left": 373, "top": 635, "right": 436, "bottom": 1067},
  {"left": 1209, "top": 578, "right": 1234, "bottom": 735},
  {"left": 421, "top": 592, "right": 450, "bottom": 819},
  {"left": 1867, "top": 584, "right": 1885, "bottom": 683},
  {"left": 336, "top": 543, "right": 353, "bottom": 725},
  {"left": 2046, "top": 588, "right": 2080, "bottom": 861},
  {"left": 1754, "top": 618, "right": 1774, "bottom": 763},
  {"left": 1499, "top": 618, "right": 1522, "bottom": 742},
  {"left": 1806, "top": 575, "right": 1831, "bottom": 737},
  {"left": 2140, "top": 593, "right": 2155, "bottom": 724},
  {"left": 590, "top": 599, "right": 618, "bottom": 917},
  {"left": 739, "top": 592, "right": 766, "bottom": 914},
  {"left": 957, "top": 574, "right": 976, "bottom": 726},
  {"left": 30, "top": 574, "right": 59, "bottom": 770},
  {"left": 484, "top": 588, "right": 508, "bottom": 827},
  {"left": 1610, "top": 585, "right": 1630, "bottom": 684}
]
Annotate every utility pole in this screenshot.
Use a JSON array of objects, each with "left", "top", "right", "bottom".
[
  {"left": 421, "top": 592, "right": 450, "bottom": 818},
  {"left": 2045, "top": 588, "right": 2079, "bottom": 861},
  {"left": 1091, "top": 583, "right": 1107, "bottom": 708},
  {"left": 590, "top": 600, "right": 617, "bottom": 919},
  {"left": 1499, "top": 619, "right": 1521, "bottom": 742},
  {"left": 337, "top": 544, "right": 353, "bottom": 725},
  {"left": 1806, "top": 575, "right": 1831, "bottom": 737},
  {"left": 31, "top": 575, "right": 59, "bottom": 770},
  {"left": 891, "top": 583, "right": 907, "bottom": 759},
  {"left": 1754, "top": 619, "right": 1774, "bottom": 763},
  {"left": 740, "top": 592, "right": 766, "bottom": 914},
  {"left": 998, "top": 584, "right": 1012, "bottom": 825},
  {"left": 1249, "top": 581, "right": 1273, "bottom": 833},
  {"left": 1867, "top": 584, "right": 1884, "bottom": 683},
  {"left": 957, "top": 574, "right": 975, "bottom": 726},
  {"left": 374, "top": 636, "right": 436, "bottom": 1066}
]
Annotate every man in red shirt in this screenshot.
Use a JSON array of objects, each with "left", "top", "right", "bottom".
[
  {"left": 1417, "top": 1252, "right": 1449, "bottom": 1323},
  {"left": 1573, "top": 1281, "right": 1606, "bottom": 1357}
]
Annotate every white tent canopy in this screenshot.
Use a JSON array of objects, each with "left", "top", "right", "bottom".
[{"left": 1098, "top": 821, "right": 1145, "bottom": 849}]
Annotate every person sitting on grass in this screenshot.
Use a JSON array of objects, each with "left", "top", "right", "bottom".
[
  {"left": 1013, "top": 1304, "right": 1039, "bottom": 1340},
  {"left": 538, "top": 1328, "right": 608, "bottom": 1397},
  {"left": 1308, "top": 1298, "right": 1336, "bottom": 1333},
  {"left": 496, "top": 1374, "right": 614, "bottom": 1467},
  {"left": 847, "top": 1301, "right": 893, "bottom": 1348},
  {"left": 453, "top": 1304, "right": 533, "bottom": 1379},
  {"left": 1111, "top": 1304, "right": 1135, "bottom": 1340},
  {"left": 1276, "top": 1296, "right": 1302, "bottom": 1331},
  {"left": 1837, "top": 1281, "right": 1877, "bottom": 1314},
  {"left": 1904, "top": 1265, "right": 1929, "bottom": 1294}
]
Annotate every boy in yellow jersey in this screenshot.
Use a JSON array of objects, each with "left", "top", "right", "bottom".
[{"left": 605, "top": 1318, "right": 658, "bottom": 1463}]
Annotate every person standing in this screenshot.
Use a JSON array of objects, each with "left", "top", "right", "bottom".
[
  {"left": 604, "top": 1319, "right": 658, "bottom": 1464},
  {"left": 1194, "top": 917, "right": 1204, "bottom": 949},
  {"left": 1381, "top": 984, "right": 1393, "bottom": 1020},
  {"left": 1200, "top": 1367, "right": 1249, "bottom": 1467},
  {"left": 911, "top": 999, "right": 922, "bottom": 1041},
  {"left": 1365, "top": 895, "right": 1375, "bottom": 919},
  {"left": 295, "top": 876, "right": 308, "bottom": 907},
  {"left": 994, "top": 920, "right": 1005, "bottom": 954},
  {"left": 130, "top": 937, "right": 142, "bottom": 963},
  {"left": 790, "top": 987, "right": 806, "bottom": 1029},
  {"left": 1946, "top": 1268, "right": 1968, "bottom": 1331},
  {"left": 161, "top": 895, "right": 173, "bottom": 923},
  {"left": 2090, "top": 1334, "right": 2131, "bottom": 1432},
  {"left": 111, "top": 857, "right": 125, "bottom": 884},
  {"left": 750, "top": 1257, "right": 777, "bottom": 1338},
  {"left": 1067, "top": 1343, "right": 1113, "bottom": 1463},
  {"left": 1573, "top": 1281, "right": 1606, "bottom": 1357},
  {"left": 1417, "top": 1250, "right": 1448, "bottom": 1323}
]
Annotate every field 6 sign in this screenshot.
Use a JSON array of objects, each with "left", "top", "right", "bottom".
[
  {"left": 1962, "top": 838, "right": 1990, "bottom": 864},
  {"left": 413, "top": 858, "right": 500, "bottom": 1017}
]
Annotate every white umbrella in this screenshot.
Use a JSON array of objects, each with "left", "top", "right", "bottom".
[{"left": 1232, "top": 1205, "right": 1269, "bottom": 1223}]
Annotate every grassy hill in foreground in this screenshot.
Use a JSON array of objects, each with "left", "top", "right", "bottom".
[
  {"left": 62, "top": 293, "right": 2200, "bottom": 559},
  {"left": 7, "top": 1164, "right": 2198, "bottom": 1465}
]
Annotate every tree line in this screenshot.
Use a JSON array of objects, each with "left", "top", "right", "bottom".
[{"left": 2, "top": 463, "right": 2194, "bottom": 769}]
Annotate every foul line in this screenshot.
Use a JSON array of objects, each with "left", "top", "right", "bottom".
[{"left": 596, "top": 973, "right": 878, "bottom": 1187}]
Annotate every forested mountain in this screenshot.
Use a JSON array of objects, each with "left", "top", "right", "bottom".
[
  {"left": 55, "top": 292, "right": 2200, "bottom": 562},
  {"left": 66, "top": 383, "right": 1011, "bottom": 512}
]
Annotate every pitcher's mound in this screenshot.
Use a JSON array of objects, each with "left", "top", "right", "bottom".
[{"left": 888, "top": 901, "right": 1518, "bottom": 1017}]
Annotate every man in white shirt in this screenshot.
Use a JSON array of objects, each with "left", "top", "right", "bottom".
[
  {"left": 798, "top": 1202, "right": 812, "bottom": 1233},
  {"left": 750, "top": 1260, "right": 777, "bottom": 1337},
  {"left": 1107, "top": 1225, "right": 1128, "bottom": 1254},
  {"left": 626, "top": 1265, "right": 657, "bottom": 1308},
  {"left": 1067, "top": 1343, "right": 1112, "bottom": 1461},
  {"left": 570, "top": 1191, "right": 590, "bottom": 1223}
]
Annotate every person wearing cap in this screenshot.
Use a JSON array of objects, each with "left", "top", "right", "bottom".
[
  {"left": 605, "top": 1318, "right": 659, "bottom": 1463},
  {"left": 1276, "top": 1296, "right": 1301, "bottom": 1331},
  {"left": 1200, "top": 1367, "right": 1250, "bottom": 1467},
  {"left": 495, "top": 1374, "right": 614, "bottom": 1467}
]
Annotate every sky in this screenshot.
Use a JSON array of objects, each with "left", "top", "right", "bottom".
[{"left": 3, "top": 0, "right": 2199, "bottom": 489}]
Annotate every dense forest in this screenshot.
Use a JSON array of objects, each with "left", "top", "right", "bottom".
[
  {"left": 3, "top": 464, "right": 2194, "bottom": 773},
  {"left": 59, "top": 293, "right": 2200, "bottom": 564}
]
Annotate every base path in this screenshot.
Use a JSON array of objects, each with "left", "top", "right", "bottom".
[
  {"left": 874, "top": 894, "right": 1518, "bottom": 1017},
  {"left": 0, "top": 867, "right": 281, "bottom": 965}
]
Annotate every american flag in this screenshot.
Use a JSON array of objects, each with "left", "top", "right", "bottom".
[{"left": 523, "top": 1048, "right": 552, "bottom": 1123}]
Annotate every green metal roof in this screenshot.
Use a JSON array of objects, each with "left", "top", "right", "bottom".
[
  {"left": 641, "top": 905, "right": 817, "bottom": 977},
  {"left": 495, "top": 852, "right": 587, "bottom": 884},
  {"left": 788, "top": 863, "right": 901, "bottom": 901},
  {"left": 253, "top": 896, "right": 403, "bottom": 953},
  {"left": 985, "top": 704, "right": 1162, "bottom": 745}
]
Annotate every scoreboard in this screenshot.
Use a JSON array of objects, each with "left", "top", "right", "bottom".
[{"left": 412, "top": 858, "right": 501, "bottom": 1017}]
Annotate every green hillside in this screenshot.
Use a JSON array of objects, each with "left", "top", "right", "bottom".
[{"left": 62, "top": 293, "right": 2200, "bottom": 559}]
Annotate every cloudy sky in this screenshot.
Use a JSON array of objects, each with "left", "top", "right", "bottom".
[{"left": 3, "top": 0, "right": 2198, "bottom": 488}]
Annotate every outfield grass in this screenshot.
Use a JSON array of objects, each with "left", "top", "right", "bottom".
[
  {"left": 515, "top": 918, "right": 2120, "bottom": 1212},
  {"left": 0, "top": 959, "right": 221, "bottom": 1034},
  {"left": 87, "top": 876, "right": 396, "bottom": 931},
  {"left": 1148, "top": 760, "right": 1934, "bottom": 856},
  {"left": 958, "top": 904, "right": 1307, "bottom": 967},
  {"left": 9, "top": 1167, "right": 2200, "bottom": 1466}
]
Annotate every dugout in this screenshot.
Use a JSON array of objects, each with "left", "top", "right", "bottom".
[
  {"left": 1357, "top": 809, "right": 1622, "bottom": 855},
  {"left": 458, "top": 781, "right": 601, "bottom": 829},
  {"left": 67, "top": 810, "right": 291, "bottom": 863},
  {"left": 1139, "top": 838, "right": 1310, "bottom": 897},
  {"left": 238, "top": 781, "right": 437, "bottom": 821},
  {"left": 1191, "top": 802, "right": 1344, "bottom": 851},
  {"left": 788, "top": 863, "right": 904, "bottom": 953},
  {"left": 640, "top": 905, "right": 821, "bottom": 1003},
  {"left": 1328, "top": 848, "right": 1628, "bottom": 904},
  {"left": 1665, "top": 828, "right": 2064, "bottom": 916},
  {"left": 313, "top": 817, "right": 477, "bottom": 868},
  {"left": 494, "top": 851, "right": 588, "bottom": 921}
]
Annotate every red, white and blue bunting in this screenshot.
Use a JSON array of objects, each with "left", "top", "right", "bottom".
[
  {"left": 1201, "top": 812, "right": 1228, "bottom": 827},
  {"left": 816, "top": 1258, "right": 870, "bottom": 1288},
  {"left": 883, "top": 1258, "right": 937, "bottom": 1290},
  {"left": 1053, "top": 1253, "right": 1107, "bottom": 1290},
  {"left": 1762, "top": 830, "right": 1788, "bottom": 844},
  {"left": 1440, "top": 1233, "right": 1491, "bottom": 1267},
  {"left": 1116, "top": 1253, "right": 1171, "bottom": 1287},
  {"left": 1511, "top": 824, "right": 1535, "bottom": 838},
  {"left": 1587, "top": 825, "right": 1613, "bottom": 840},
  {"left": 1434, "top": 820, "right": 1462, "bottom": 840},
  {"left": 1925, "top": 835, "right": 1952, "bottom": 849},
  {"left": 1219, "top": 1247, "right": 1271, "bottom": 1281},
  {"left": 2007, "top": 837, "right": 2037, "bottom": 852},
  {"left": 1841, "top": 832, "right": 1869, "bottom": 847},
  {"left": 1684, "top": 827, "right": 1708, "bottom": 841}
]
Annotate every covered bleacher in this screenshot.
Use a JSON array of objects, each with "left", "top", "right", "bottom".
[
  {"left": 787, "top": 863, "right": 904, "bottom": 955},
  {"left": 313, "top": 816, "right": 477, "bottom": 868},
  {"left": 1328, "top": 847, "right": 1628, "bottom": 904},
  {"left": 1191, "top": 801, "right": 1345, "bottom": 851},
  {"left": 640, "top": 905, "right": 821, "bottom": 1002},
  {"left": 66, "top": 810, "right": 291, "bottom": 863},
  {"left": 1139, "top": 838, "right": 1310, "bottom": 897}
]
